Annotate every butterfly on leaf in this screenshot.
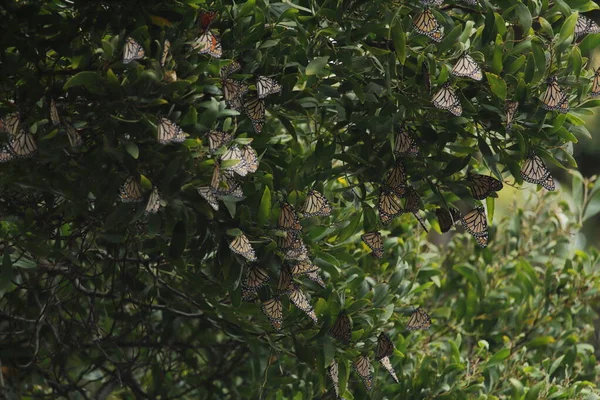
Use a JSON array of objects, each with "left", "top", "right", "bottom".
[
  {"left": 422, "top": 62, "right": 432, "bottom": 93},
  {"left": 306, "top": 271, "right": 326, "bottom": 288},
  {"left": 158, "top": 118, "right": 186, "bottom": 144},
  {"left": 192, "top": 30, "right": 222, "bottom": 58},
  {"left": 243, "top": 264, "right": 270, "bottom": 292},
  {"left": 8, "top": 130, "right": 37, "bottom": 159},
  {"left": 540, "top": 76, "right": 569, "bottom": 113},
  {"left": 241, "top": 145, "right": 259, "bottom": 173},
  {"left": 378, "top": 187, "right": 403, "bottom": 225},
  {"left": 521, "top": 153, "right": 555, "bottom": 191},
  {"left": 229, "top": 233, "right": 257, "bottom": 261},
  {"left": 262, "top": 296, "right": 283, "bottom": 331},
  {"left": 119, "top": 176, "right": 144, "bottom": 202},
  {"left": 301, "top": 189, "right": 332, "bottom": 217},
  {"left": 256, "top": 76, "right": 282, "bottom": 99},
  {"left": 220, "top": 145, "right": 249, "bottom": 177},
  {"left": 215, "top": 170, "right": 244, "bottom": 198},
  {"left": 413, "top": 9, "right": 443, "bottom": 42},
  {"left": 145, "top": 187, "right": 161, "bottom": 214},
  {"left": 461, "top": 206, "right": 489, "bottom": 248},
  {"left": 220, "top": 61, "right": 242, "bottom": 80},
  {"left": 244, "top": 96, "right": 266, "bottom": 134},
  {"left": 575, "top": 15, "right": 600, "bottom": 38},
  {"left": 505, "top": 101, "right": 519, "bottom": 130},
  {"left": 207, "top": 131, "right": 233, "bottom": 151},
  {"left": 278, "top": 202, "right": 302, "bottom": 232},
  {"left": 123, "top": 37, "right": 144, "bottom": 64},
  {"left": 0, "top": 112, "right": 21, "bottom": 135},
  {"left": 288, "top": 260, "right": 319, "bottom": 276},
  {"left": 361, "top": 231, "right": 384, "bottom": 259},
  {"left": 222, "top": 79, "right": 249, "bottom": 112},
  {"left": 451, "top": 54, "right": 482, "bottom": 81},
  {"left": 288, "top": 283, "right": 317, "bottom": 322},
  {"left": 406, "top": 307, "right": 432, "bottom": 330},
  {"left": 198, "top": 169, "right": 220, "bottom": 211},
  {"left": 432, "top": 83, "right": 462, "bottom": 116},
  {"left": 352, "top": 356, "right": 373, "bottom": 390},
  {"left": 394, "top": 126, "right": 419, "bottom": 157},
  {"left": 467, "top": 174, "right": 503, "bottom": 200},
  {"left": 376, "top": 333, "right": 399, "bottom": 383},
  {"left": 328, "top": 360, "right": 340, "bottom": 399},
  {"left": 436, "top": 207, "right": 461, "bottom": 233},
  {"left": 50, "top": 99, "right": 61, "bottom": 125},
  {"left": 591, "top": 68, "right": 600, "bottom": 97},
  {"left": 329, "top": 311, "right": 351, "bottom": 344},
  {"left": 160, "top": 39, "right": 171, "bottom": 67}
]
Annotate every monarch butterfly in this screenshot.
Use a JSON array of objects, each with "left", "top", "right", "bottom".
[
  {"left": 0, "top": 147, "right": 13, "bottom": 163},
  {"left": 505, "top": 101, "right": 519, "bottom": 130},
  {"left": 413, "top": 9, "right": 443, "bottom": 42},
  {"left": 199, "top": 10, "right": 218, "bottom": 30},
  {"left": 123, "top": 37, "right": 144, "bottom": 64},
  {"left": 119, "top": 176, "right": 144, "bottom": 202},
  {"left": 461, "top": 207, "right": 489, "bottom": 248},
  {"left": 403, "top": 187, "right": 429, "bottom": 232},
  {"left": 1, "top": 112, "right": 21, "bottom": 135},
  {"left": 222, "top": 79, "right": 249, "bottom": 112},
  {"left": 591, "top": 68, "right": 600, "bottom": 97},
  {"left": 406, "top": 307, "right": 432, "bottom": 330},
  {"left": 281, "top": 236, "right": 309, "bottom": 261},
  {"left": 278, "top": 202, "right": 302, "bottom": 232},
  {"left": 379, "top": 356, "right": 399, "bottom": 383},
  {"left": 244, "top": 97, "right": 266, "bottom": 134},
  {"left": 521, "top": 153, "right": 555, "bottom": 191},
  {"left": 256, "top": 76, "right": 282, "bottom": 99},
  {"left": 160, "top": 39, "right": 170, "bottom": 67},
  {"left": 451, "top": 54, "right": 482, "bottom": 81},
  {"left": 277, "top": 265, "right": 293, "bottom": 292},
  {"left": 329, "top": 311, "right": 351, "bottom": 344},
  {"left": 242, "top": 287, "right": 258, "bottom": 302},
  {"left": 288, "top": 260, "right": 319, "bottom": 276},
  {"left": 394, "top": 126, "right": 419, "bottom": 157},
  {"left": 307, "top": 271, "right": 326, "bottom": 288},
  {"left": 384, "top": 161, "right": 407, "bottom": 193},
  {"left": 361, "top": 232, "right": 384, "bottom": 259},
  {"left": 421, "top": 0, "right": 443, "bottom": 5},
  {"left": 220, "top": 61, "right": 242, "bottom": 79},
  {"left": 220, "top": 145, "right": 249, "bottom": 177},
  {"left": 540, "top": 76, "right": 569, "bottom": 113},
  {"left": 352, "top": 356, "right": 373, "bottom": 390},
  {"left": 575, "top": 15, "right": 600, "bottom": 38},
  {"left": 436, "top": 207, "right": 461, "bottom": 233},
  {"left": 8, "top": 130, "right": 37, "bottom": 158},
  {"left": 145, "top": 187, "right": 161, "bottom": 214},
  {"left": 288, "top": 283, "right": 313, "bottom": 313},
  {"left": 301, "top": 189, "right": 332, "bottom": 217},
  {"left": 328, "top": 360, "right": 340, "bottom": 399},
  {"left": 229, "top": 233, "right": 257, "bottom": 261},
  {"left": 50, "top": 99, "right": 60, "bottom": 125},
  {"left": 422, "top": 62, "right": 431, "bottom": 93},
  {"left": 376, "top": 332, "right": 395, "bottom": 360},
  {"left": 158, "top": 117, "right": 186, "bottom": 144},
  {"left": 207, "top": 131, "right": 233, "bottom": 151},
  {"left": 432, "top": 83, "right": 462, "bottom": 116},
  {"left": 468, "top": 174, "right": 503, "bottom": 200},
  {"left": 378, "top": 187, "right": 403, "bottom": 225},
  {"left": 241, "top": 145, "right": 259, "bottom": 173},
  {"left": 215, "top": 170, "right": 244, "bottom": 198},
  {"left": 64, "top": 124, "right": 83, "bottom": 150},
  {"left": 198, "top": 187, "right": 219, "bottom": 211},
  {"left": 460, "top": 0, "right": 479, "bottom": 4},
  {"left": 243, "top": 265, "right": 270, "bottom": 291},
  {"left": 261, "top": 296, "right": 283, "bottom": 331},
  {"left": 192, "top": 30, "right": 222, "bottom": 58}
]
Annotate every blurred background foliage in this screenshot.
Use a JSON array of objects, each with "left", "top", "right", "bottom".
[{"left": 1, "top": 0, "right": 600, "bottom": 399}]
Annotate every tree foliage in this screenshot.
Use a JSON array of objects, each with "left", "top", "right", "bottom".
[{"left": 1, "top": 0, "right": 600, "bottom": 398}]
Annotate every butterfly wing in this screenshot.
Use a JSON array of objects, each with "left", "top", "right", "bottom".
[
  {"left": 451, "top": 54, "right": 482, "bottom": 81},
  {"left": 229, "top": 233, "right": 257, "bottom": 261},
  {"left": 222, "top": 79, "right": 249, "bottom": 111},
  {"left": 406, "top": 307, "right": 432, "bottom": 330},
  {"left": 413, "top": 9, "right": 443, "bottom": 42},
  {"left": 352, "top": 356, "right": 373, "bottom": 390},
  {"left": 123, "top": 37, "right": 144, "bottom": 64},
  {"left": 468, "top": 174, "right": 503, "bottom": 200},
  {"left": 241, "top": 145, "right": 259, "bottom": 173},
  {"left": 541, "top": 77, "right": 568, "bottom": 112},
  {"left": 145, "top": 187, "right": 161, "bottom": 214},
  {"left": 394, "top": 127, "right": 419, "bottom": 157},
  {"left": 379, "top": 356, "right": 400, "bottom": 383},
  {"left": 1, "top": 112, "right": 21, "bottom": 135},
  {"left": 221, "top": 145, "right": 249, "bottom": 177},
  {"left": 376, "top": 333, "right": 395, "bottom": 360},
  {"left": 244, "top": 97, "right": 266, "bottom": 134},
  {"left": 432, "top": 84, "right": 462, "bottom": 116},
  {"left": 50, "top": 99, "right": 60, "bottom": 125},
  {"left": 378, "top": 188, "right": 403, "bottom": 225},
  {"left": 198, "top": 187, "right": 219, "bottom": 211},
  {"left": 521, "top": 153, "right": 555, "bottom": 191},
  {"left": 591, "top": 69, "right": 600, "bottom": 97},
  {"left": 261, "top": 297, "right": 283, "bottom": 331},
  {"left": 278, "top": 203, "right": 303, "bottom": 232},
  {"left": 64, "top": 124, "right": 83, "bottom": 150},
  {"left": 192, "top": 30, "right": 222, "bottom": 58},
  {"left": 505, "top": 101, "right": 519, "bottom": 130},
  {"left": 277, "top": 265, "right": 293, "bottom": 292},
  {"left": 361, "top": 232, "right": 384, "bottom": 259},
  {"left": 329, "top": 311, "right": 351, "bottom": 344},
  {"left": 328, "top": 360, "right": 340, "bottom": 398},
  {"left": 461, "top": 207, "right": 489, "bottom": 248},
  {"left": 160, "top": 39, "right": 171, "bottom": 67},
  {"left": 220, "top": 61, "right": 242, "bottom": 79},
  {"left": 257, "top": 76, "right": 282, "bottom": 99},
  {"left": 436, "top": 207, "right": 460, "bottom": 233},
  {"left": 301, "top": 189, "right": 332, "bottom": 217},
  {"left": 306, "top": 271, "right": 326, "bottom": 288},
  {"left": 119, "top": 176, "right": 144, "bottom": 202},
  {"left": 288, "top": 260, "right": 319, "bottom": 276},
  {"left": 243, "top": 265, "right": 270, "bottom": 291}
]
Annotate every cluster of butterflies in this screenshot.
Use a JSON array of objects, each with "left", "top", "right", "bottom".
[{"left": 119, "top": 175, "right": 163, "bottom": 215}]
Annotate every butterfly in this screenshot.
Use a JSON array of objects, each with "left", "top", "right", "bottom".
[
  {"left": 352, "top": 356, "right": 373, "bottom": 390},
  {"left": 376, "top": 333, "right": 399, "bottom": 383},
  {"left": 119, "top": 176, "right": 144, "bottom": 202},
  {"left": 413, "top": 9, "right": 443, "bottom": 42},
  {"left": 50, "top": 99, "right": 61, "bottom": 125},
  {"left": 521, "top": 153, "right": 555, "bottom": 191},
  {"left": 199, "top": 10, "right": 218, "bottom": 30},
  {"left": 243, "top": 265, "right": 270, "bottom": 291},
  {"left": 62, "top": 124, "right": 82, "bottom": 150},
  {"left": 222, "top": 79, "right": 249, "bottom": 112},
  {"left": 459, "top": 0, "right": 478, "bottom": 4},
  {"left": 406, "top": 307, "right": 432, "bottom": 330},
  {"left": 422, "top": 62, "right": 431, "bottom": 93},
  {"left": 451, "top": 54, "right": 482, "bottom": 81},
  {"left": 361, "top": 232, "right": 384, "bottom": 259},
  {"left": 220, "top": 61, "right": 242, "bottom": 80},
  {"left": 301, "top": 189, "right": 332, "bottom": 217},
  {"left": 288, "top": 283, "right": 315, "bottom": 318},
  {"left": 198, "top": 185, "right": 219, "bottom": 211},
  {"left": 328, "top": 360, "right": 340, "bottom": 399},
  {"left": 591, "top": 68, "right": 600, "bottom": 97},
  {"left": 145, "top": 187, "right": 161, "bottom": 214},
  {"left": 278, "top": 202, "right": 302, "bottom": 232},
  {"left": 378, "top": 187, "right": 403, "bottom": 225},
  {"left": 241, "top": 145, "right": 258, "bottom": 173},
  {"left": 157, "top": 118, "right": 186, "bottom": 144},
  {"left": 421, "top": 0, "right": 443, "bottom": 5},
  {"left": 436, "top": 207, "right": 462, "bottom": 233},
  {"left": 229, "top": 233, "right": 257, "bottom": 261},
  {"left": 505, "top": 101, "right": 519, "bottom": 130},
  {"left": 1, "top": 112, "right": 21, "bottom": 135},
  {"left": 160, "top": 39, "right": 170, "bottom": 67},
  {"left": 575, "top": 15, "right": 600, "bottom": 38},
  {"left": 288, "top": 260, "right": 319, "bottom": 276},
  {"left": 384, "top": 161, "right": 407, "bottom": 195},
  {"left": 541, "top": 76, "right": 569, "bottom": 113},
  {"left": 192, "top": 30, "right": 222, "bottom": 58},
  {"left": 277, "top": 264, "right": 293, "bottom": 292},
  {"left": 329, "top": 311, "right": 351, "bottom": 344},
  {"left": 8, "top": 130, "right": 37, "bottom": 158},
  {"left": 261, "top": 296, "right": 283, "bottom": 331},
  {"left": 214, "top": 169, "right": 244, "bottom": 198},
  {"left": 0, "top": 147, "right": 13, "bottom": 163},
  {"left": 401, "top": 186, "right": 428, "bottom": 230},
  {"left": 220, "top": 145, "right": 249, "bottom": 177},
  {"left": 461, "top": 206, "right": 489, "bottom": 248},
  {"left": 123, "top": 37, "right": 144, "bottom": 64},
  {"left": 256, "top": 76, "right": 282, "bottom": 99},
  {"left": 394, "top": 126, "right": 419, "bottom": 157},
  {"left": 281, "top": 237, "right": 309, "bottom": 261},
  {"left": 244, "top": 97, "right": 266, "bottom": 134},
  {"left": 432, "top": 83, "right": 462, "bottom": 116},
  {"left": 379, "top": 356, "right": 399, "bottom": 383},
  {"left": 207, "top": 131, "right": 233, "bottom": 151},
  {"left": 468, "top": 174, "right": 503, "bottom": 200}
]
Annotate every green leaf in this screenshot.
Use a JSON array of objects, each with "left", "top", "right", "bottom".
[
  {"left": 549, "top": 354, "right": 565, "bottom": 376},
  {"left": 257, "top": 186, "right": 271, "bottom": 227},
  {"left": 486, "top": 348, "right": 510, "bottom": 367},
  {"left": 525, "top": 382, "right": 545, "bottom": 400},
  {"left": 485, "top": 73, "right": 507, "bottom": 100},
  {"left": 305, "top": 56, "right": 329, "bottom": 76},
  {"left": 579, "top": 33, "right": 600, "bottom": 56},
  {"left": 0, "top": 250, "right": 13, "bottom": 291},
  {"left": 514, "top": 3, "right": 532, "bottom": 33},
  {"left": 558, "top": 12, "right": 578, "bottom": 45},
  {"left": 124, "top": 141, "right": 139, "bottom": 159},
  {"left": 391, "top": 23, "right": 406, "bottom": 65},
  {"left": 486, "top": 197, "right": 495, "bottom": 225},
  {"left": 63, "top": 71, "right": 106, "bottom": 95}
]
